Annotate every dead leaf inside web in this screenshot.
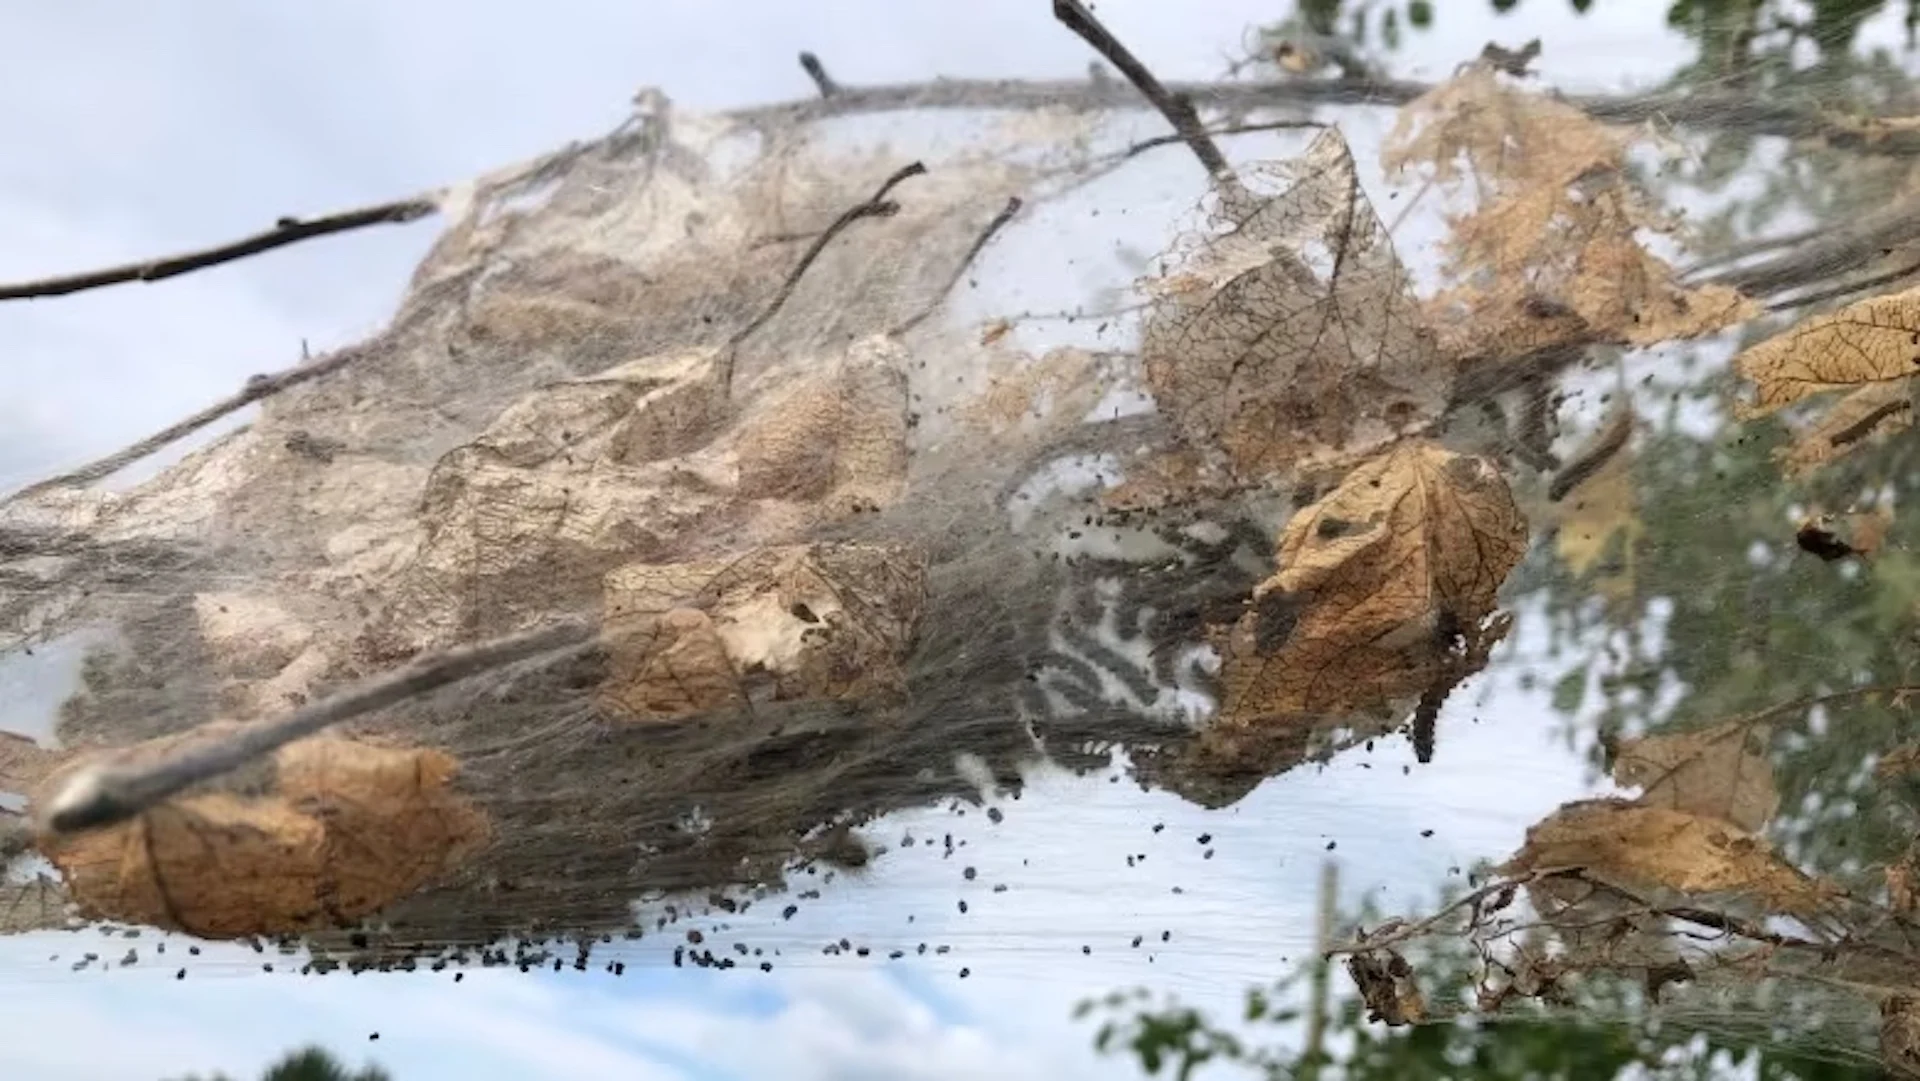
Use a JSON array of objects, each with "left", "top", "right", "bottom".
[
  {"left": 598, "top": 542, "right": 928, "bottom": 722},
  {"left": 1611, "top": 720, "right": 1779, "bottom": 833},
  {"left": 1388, "top": 65, "right": 1753, "bottom": 363},
  {"left": 39, "top": 737, "right": 488, "bottom": 939},
  {"left": 1504, "top": 799, "right": 1837, "bottom": 917},
  {"left": 1209, "top": 441, "right": 1529, "bottom": 735},
  {"left": 1139, "top": 129, "right": 1452, "bottom": 480}
]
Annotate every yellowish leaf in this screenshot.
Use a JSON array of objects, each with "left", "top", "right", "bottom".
[
  {"left": 1735, "top": 286, "right": 1920, "bottom": 417},
  {"left": 1612, "top": 720, "right": 1779, "bottom": 832},
  {"left": 1551, "top": 443, "right": 1641, "bottom": 604}
]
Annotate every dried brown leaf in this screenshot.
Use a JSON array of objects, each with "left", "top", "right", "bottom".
[
  {"left": 1612, "top": 720, "right": 1779, "bottom": 832},
  {"left": 1347, "top": 948, "right": 1427, "bottom": 1026},
  {"left": 1735, "top": 287, "right": 1920, "bottom": 417},
  {"left": 599, "top": 542, "right": 927, "bottom": 722},
  {"left": 1504, "top": 799, "right": 1837, "bottom": 916},
  {"left": 1390, "top": 66, "right": 1753, "bottom": 363},
  {"left": 1214, "top": 442, "right": 1528, "bottom": 724},
  {"left": 41, "top": 737, "right": 487, "bottom": 938},
  {"left": 735, "top": 335, "right": 910, "bottom": 514},
  {"left": 1140, "top": 129, "right": 1452, "bottom": 479},
  {"left": 962, "top": 345, "right": 1100, "bottom": 434},
  {"left": 1888, "top": 838, "right": 1920, "bottom": 914}
]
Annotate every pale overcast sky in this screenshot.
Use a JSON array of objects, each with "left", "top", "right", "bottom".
[{"left": 0, "top": 2, "right": 1732, "bottom": 1079}]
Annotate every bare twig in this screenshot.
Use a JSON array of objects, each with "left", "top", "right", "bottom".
[
  {"left": 1115, "top": 118, "right": 1324, "bottom": 161},
  {"left": 1051, "top": 0, "right": 1237, "bottom": 186},
  {"left": 41, "top": 616, "right": 598, "bottom": 835},
  {"left": 721, "top": 161, "right": 927, "bottom": 392},
  {"left": 798, "top": 51, "right": 839, "bottom": 97},
  {"left": 2, "top": 346, "right": 365, "bottom": 505},
  {"left": 0, "top": 197, "right": 438, "bottom": 302},
  {"left": 1766, "top": 257, "right": 1920, "bottom": 313},
  {"left": 892, "top": 196, "right": 1024, "bottom": 336},
  {"left": 1324, "top": 867, "right": 1579, "bottom": 958}
]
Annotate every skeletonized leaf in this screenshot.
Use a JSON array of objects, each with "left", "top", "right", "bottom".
[
  {"left": 1775, "top": 379, "right": 1914, "bottom": 477},
  {"left": 1214, "top": 442, "right": 1528, "bottom": 723},
  {"left": 1140, "top": 129, "right": 1451, "bottom": 479},
  {"left": 1735, "top": 287, "right": 1920, "bottom": 417},
  {"left": 1611, "top": 720, "right": 1779, "bottom": 832},
  {"left": 1504, "top": 799, "right": 1837, "bottom": 916}
]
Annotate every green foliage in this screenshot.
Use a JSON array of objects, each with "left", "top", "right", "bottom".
[{"left": 168, "top": 1046, "right": 390, "bottom": 1081}]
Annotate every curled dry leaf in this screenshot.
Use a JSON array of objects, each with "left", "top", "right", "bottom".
[
  {"left": 1139, "top": 129, "right": 1452, "bottom": 480},
  {"left": 598, "top": 542, "right": 928, "bottom": 722},
  {"left": 1503, "top": 798, "right": 1837, "bottom": 916},
  {"left": 1735, "top": 286, "right": 1920, "bottom": 418},
  {"left": 1389, "top": 66, "right": 1753, "bottom": 363},
  {"left": 39, "top": 737, "right": 487, "bottom": 938},
  {"left": 1212, "top": 442, "right": 1528, "bottom": 727},
  {"left": 1611, "top": 720, "right": 1779, "bottom": 833},
  {"left": 1347, "top": 948, "right": 1427, "bottom": 1026}
]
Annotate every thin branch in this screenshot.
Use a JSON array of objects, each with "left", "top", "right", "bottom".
[
  {"left": 892, "top": 195, "right": 1024, "bottom": 336},
  {"left": 1051, "top": 0, "right": 1236, "bottom": 186},
  {"left": 0, "top": 197, "right": 438, "bottom": 302},
  {"left": 721, "top": 161, "right": 927, "bottom": 392},
  {"left": 798, "top": 51, "right": 839, "bottom": 97},
  {"left": 1766, "top": 257, "right": 1920, "bottom": 313},
  {"left": 1324, "top": 867, "right": 1579, "bottom": 957},
  {"left": 1114, "top": 118, "right": 1324, "bottom": 161},
  {"left": 2, "top": 345, "right": 366, "bottom": 505},
  {"left": 41, "top": 616, "right": 598, "bottom": 835}
]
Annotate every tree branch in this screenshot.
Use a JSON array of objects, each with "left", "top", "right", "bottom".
[
  {"left": 0, "top": 197, "right": 438, "bottom": 302},
  {"left": 722, "top": 161, "right": 927, "bottom": 392},
  {"left": 892, "top": 195, "right": 1023, "bottom": 336},
  {"left": 41, "top": 616, "right": 598, "bottom": 835},
  {"left": 1051, "top": 0, "right": 1235, "bottom": 185},
  {"left": 2, "top": 345, "right": 366, "bottom": 505},
  {"left": 798, "top": 51, "right": 839, "bottom": 97}
]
